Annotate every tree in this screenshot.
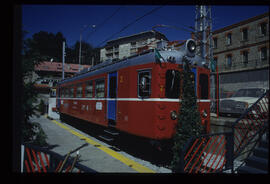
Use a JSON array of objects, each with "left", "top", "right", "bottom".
[
  {"left": 171, "top": 57, "right": 203, "bottom": 172},
  {"left": 22, "top": 30, "right": 48, "bottom": 146},
  {"left": 66, "top": 41, "right": 97, "bottom": 65},
  {"left": 24, "top": 31, "right": 66, "bottom": 62},
  {"left": 24, "top": 30, "right": 100, "bottom": 65}
]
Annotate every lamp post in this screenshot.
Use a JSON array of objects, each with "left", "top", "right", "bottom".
[{"left": 78, "top": 24, "right": 95, "bottom": 72}]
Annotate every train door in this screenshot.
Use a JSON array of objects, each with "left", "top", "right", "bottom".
[
  {"left": 56, "top": 87, "right": 61, "bottom": 109},
  {"left": 107, "top": 72, "right": 117, "bottom": 127}
]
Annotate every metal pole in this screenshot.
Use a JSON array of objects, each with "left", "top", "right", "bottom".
[
  {"left": 201, "top": 6, "right": 206, "bottom": 62},
  {"left": 79, "top": 30, "right": 82, "bottom": 72},
  {"left": 217, "top": 63, "right": 219, "bottom": 118},
  {"left": 62, "top": 41, "right": 65, "bottom": 79},
  {"left": 21, "top": 145, "right": 25, "bottom": 173},
  {"left": 79, "top": 24, "right": 96, "bottom": 71}
]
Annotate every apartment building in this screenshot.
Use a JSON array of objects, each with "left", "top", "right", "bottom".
[
  {"left": 212, "top": 12, "right": 269, "bottom": 94},
  {"left": 100, "top": 30, "right": 168, "bottom": 62}
]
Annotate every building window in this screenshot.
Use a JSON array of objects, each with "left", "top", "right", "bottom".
[
  {"left": 260, "top": 22, "right": 267, "bottom": 36},
  {"left": 260, "top": 47, "right": 267, "bottom": 60},
  {"left": 85, "top": 81, "right": 93, "bottom": 98},
  {"left": 226, "top": 33, "right": 232, "bottom": 45},
  {"left": 130, "top": 48, "right": 137, "bottom": 56},
  {"left": 242, "top": 51, "right": 249, "bottom": 66},
  {"left": 242, "top": 28, "right": 248, "bottom": 41},
  {"left": 138, "top": 70, "right": 151, "bottom": 98},
  {"left": 165, "top": 70, "right": 181, "bottom": 99},
  {"left": 76, "top": 84, "right": 83, "bottom": 98},
  {"left": 226, "top": 54, "right": 232, "bottom": 68},
  {"left": 95, "top": 79, "right": 105, "bottom": 98},
  {"left": 131, "top": 42, "right": 136, "bottom": 48},
  {"left": 139, "top": 39, "right": 147, "bottom": 46},
  {"left": 213, "top": 37, "right": 218, "bottom": 49}
]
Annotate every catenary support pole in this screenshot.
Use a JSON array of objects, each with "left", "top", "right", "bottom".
[{"left": 62, "top": 41, "right": 65, "bottom": 79}]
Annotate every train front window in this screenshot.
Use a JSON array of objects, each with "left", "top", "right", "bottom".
[
  {"left": 165, "top": 70, "right": 181, "bottom": 98},
  {"left": 138, "top": 70, "right": 151, "bottom": 98},
  {"left": 60, "top": 87, "right": 64, "bottom": 97},
  {"left": 199, "top": 74, "right": 209, "bottom": 99}
]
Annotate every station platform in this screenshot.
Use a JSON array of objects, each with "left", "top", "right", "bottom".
[{"left": 29, "top": 115, "right": 155, "bottom": 173}]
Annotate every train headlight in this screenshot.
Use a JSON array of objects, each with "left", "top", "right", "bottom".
[
  {"left": 201, "top": 110, "right": 207, "bottom": 118},
  {"left": 187, "top": 40, "right": 196, "bottom": 53},
  {"left": 170, "top": 111, "right": 178, "bottom": 120}
]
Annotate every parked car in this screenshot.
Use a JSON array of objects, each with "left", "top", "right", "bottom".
[{"left": 219, "top": 88, "right": 268, "bottom": 117}]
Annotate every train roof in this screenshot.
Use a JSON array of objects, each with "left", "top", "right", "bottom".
[{"left": 58, "top": 47, "right": 204, "bottom": 85}]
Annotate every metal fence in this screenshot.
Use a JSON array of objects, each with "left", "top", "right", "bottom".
[
  {"left": 177, "top": 132, "right": 234, "bottom": 173},
  {"left": 221, "top": 59, "right": 268, "bottom": 72},
  {"left": 22, "top": 143, "right": 97, "bottom": 173},
  {"left": 177, "top": 90, "right": 269, "bottom": 173},
  {"left": 231, "top": 90, "right": 269, "bottom": 168}
]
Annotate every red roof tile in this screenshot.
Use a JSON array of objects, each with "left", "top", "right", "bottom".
[{"left": 35, "top": 61, "right": 91, "bottom": 73}]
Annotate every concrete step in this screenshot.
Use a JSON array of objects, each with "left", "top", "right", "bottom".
[
  {"left": 260, "top": 139, "right": 268, "bottom": 149},
  {"left": 246, "top": 156, "right": 268, "bottom": 171},
  {"left": 104, "top": 129, "right": 119, "bottom": 136},
  {"left": 98, "top": 135, "right": 114, "bottom": 142},
  {"left": 238, "top": 165, "right": 267, "bottom": 174},
  {"left": 254, "top": 147, "right": 268, "bottom": 159}
]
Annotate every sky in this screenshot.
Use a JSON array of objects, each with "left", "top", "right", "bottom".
[{"left": 22, "top": 5, "right": 269, "bottom": 48}]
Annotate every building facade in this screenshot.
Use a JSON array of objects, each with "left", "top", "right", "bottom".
[
  {"left": 33, "top": 61, "right": 90, "bottom": 93},
  {"left": 100, "top": 30, "right": 168, "bottom": 62},
  {"left": 211, "top": 12, "right": 269, "bottom": 96}
]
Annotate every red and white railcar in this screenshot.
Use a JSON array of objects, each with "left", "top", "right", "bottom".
[{"left": 56, "top": 39, "right": 210, "bottom": 144}]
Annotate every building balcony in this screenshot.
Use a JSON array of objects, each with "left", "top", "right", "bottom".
[
  {"left": 131, "top": 44, "right": 137, "bottom": 49},
  {"left": 218, "top": 59, "right": 269, "bottom": 73},
  {"left": 106, "top": 49, "right": 113, "bottom": 54}
]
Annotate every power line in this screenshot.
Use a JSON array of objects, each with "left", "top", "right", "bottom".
[
  {"left": 84, "top": 6, "right": 123, "bottom": 44},
  {"left": 96, "top": 5, "right": 164, "bottom": 48}
]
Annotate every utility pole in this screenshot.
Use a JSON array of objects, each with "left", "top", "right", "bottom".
[
  {"left": 62, "top": 41, "right": 65, "bottom": 79},
  {"left": 79, "top": 31, "right": 82, "bottom": 72},
  {"left": 195, "top": 5, "right": 213, "bottom": 65},
  {"left": 195, "top": 6, "right": 218, "bottom": 117},
  {"left": 79, "top": 24, "right": 95, "bottom": 72}
]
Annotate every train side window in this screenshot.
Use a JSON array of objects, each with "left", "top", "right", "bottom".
[
  {"left": 85, "top": 81, "right": 93, "bottom": 98},
  {"left": 138, "top": 70, "right": 151, "bottom": 98},
  {"left": 199, "top": 74, "right": 209, "bottom": 99},
  {"left": 165, "top": 70, "right": 181, "bottom": 98},
  {"left": 95, "top": 79, "right": 105, "bottom": 98},
  {"left": 70, "top": 85, "right": 74, "bottom": 98},
  {"left": 77, "top": 83, "right": 83, "bottom": 98}
]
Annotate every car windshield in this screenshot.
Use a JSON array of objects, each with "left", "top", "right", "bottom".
[{"left": 232, "top": 88, "right": 264, "bottom": 98}]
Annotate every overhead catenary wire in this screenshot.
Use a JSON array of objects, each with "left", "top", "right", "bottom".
[
  {"left": 96, "top": 5, "right": 164, "bottom": 48},
  {"left": 84, "top": 6, "right": 123, "bottom": 44}
]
